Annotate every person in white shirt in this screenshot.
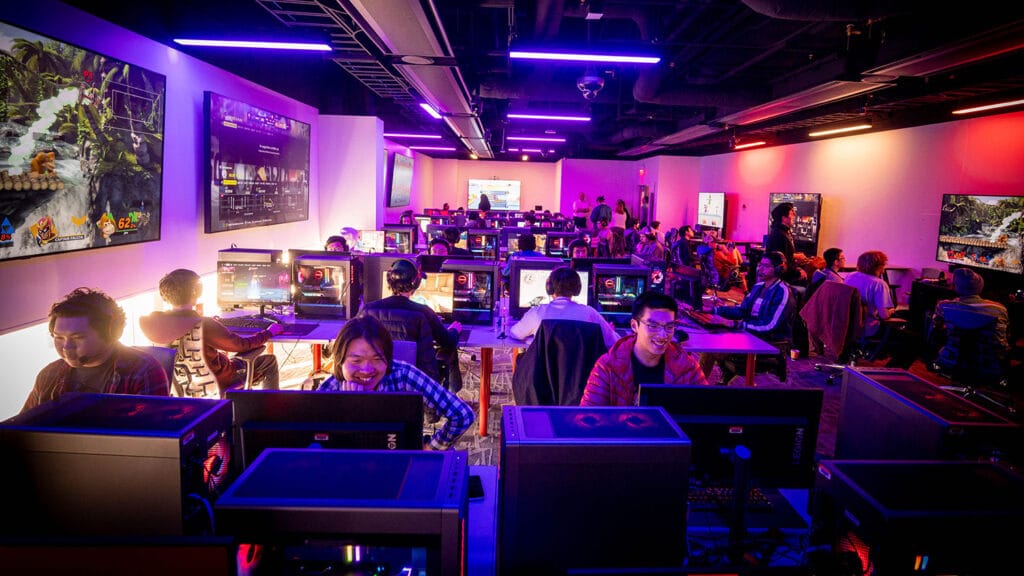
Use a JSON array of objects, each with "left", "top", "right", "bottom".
[
  {"left": 844, "top": 250, "right": 894, "bottom": 338},
  {"left": 510, "top": 266, "right": 620, "bottom": 348}
]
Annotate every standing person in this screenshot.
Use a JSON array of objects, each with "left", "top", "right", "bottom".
[
  {"left": 580, "top": 291, "right": 708, "bottom": 406},
  {"left": 639, "top": 194, "right": 651, "bottom": 228},
  {"left": 510, "top": 266, "right": 619, "bottom": 348},
  {"left": 844, "top": 250, "right": 895, "bottom": 339},
  {"left": 319, "top": 316, "right": 474, "bottom": 450},
  {"left": 358, "top": 259, "right": 462, "bottom": 391},
  {"left": 478, "top": 193, "right": 491, "bottom": 212},
  {"left": 140, "top": 269, "right": 283, "bottom": 395},
  {"left": 765, "top": 202, "right": 806, "bottom": 284},
  {"left": 610, "top": 199, "right": 628, "bottom": 231},
  {"left": 589, "top": 196, "right": 612, "bottom": 229},
  {"left": 572, "top": 192, "right": 590, "bottom": 229},
  {"left": 23, "top": 288, "right": 170, "bottom": 413}
]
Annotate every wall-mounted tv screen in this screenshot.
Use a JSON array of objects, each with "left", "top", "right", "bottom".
[
  {"left": 697, "top": 192, "right": 726, "bottom": 231},
  {"left": 468, "top": 179, "right": 521, "bottom": 210},
  {"left": 768, "top": 192, "right": 822, "bottom": 255},
  {"left": 0, "top": 22, "right": 165, "bottom": 262},
  {"left": 204, "top": 92, "right": 310, "bottom": 233},
  {"left": 387, "top": 153, "right": 413, "bottom": 208},
  {"left": 937, "top": 194, "right": 1023, "bottom": 275}
]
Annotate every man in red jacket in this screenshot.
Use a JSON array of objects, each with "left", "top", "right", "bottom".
[{"left": 580, "top": 291, "right": 708, "bottom": 406}]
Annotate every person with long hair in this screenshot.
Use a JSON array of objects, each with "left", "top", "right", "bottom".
[
  {"left": 610, "top": 199, "right": 628, "bottom": 230},
  {"left": 318, "top": 315, "right": 474, "bottom": 450}
]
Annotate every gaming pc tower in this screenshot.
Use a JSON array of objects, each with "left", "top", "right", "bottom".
[
  {"left": 1, "top": 393, "right": 234, "bottom": 537},
  {"left": 214, "top": 448, "right": 469, "bottom": 576},
  {"left": 812, "top": 460, "right": 1024, "bottom": 574},
  {"left": 499, "top": 406, "right": 692, "bottom": 574},
  {"left": 835, "top": 367, "right": 1019, "bottom": 461}
]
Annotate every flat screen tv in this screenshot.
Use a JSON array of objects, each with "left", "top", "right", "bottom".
[
  {"left": 768, "top": 192, "right": 822, "bottom": 255},
  {"left": 638, "top": 384, "right": 824, "bottom": 489},
  {"left": 387, "top": 153, "right": 413, "bottom": 208},
  {"left": 0, "top": 22, "right": 165, "bottom": 262},
  {"left": 937, "top": 194, "right": 1023, "bottom": 275},
  {"left": 225, "top": 389, "right": 424, "bottom": 474},
  {"left": 468, "top": 179, "right": 521, "bottom": 210},
  {"left": 697, "top": 192, "right": 726, "bottom": 231},
  {"left": 204, "top": 92, "right": 310, "bottom": 233}
]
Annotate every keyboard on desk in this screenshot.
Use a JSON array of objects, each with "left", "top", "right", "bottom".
[
  {"left": 688, "top": 486, "right": 773, "bottom": 512},
  {"left": 684, "top": 309, "right": 732, "bottom": 331},
  {"left": 218, "top": 315, "right": 318, "bottom": 337}
]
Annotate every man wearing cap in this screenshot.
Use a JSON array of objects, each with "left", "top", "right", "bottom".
[
  {"left": 359, "top": 259, "right": 463, "bottom": 392},
  {"left": 765, "top": 202, "right": 806, "bottom": 284},
  {"left": 930, "top": 268, "right": 1010, "bottom": 384}
]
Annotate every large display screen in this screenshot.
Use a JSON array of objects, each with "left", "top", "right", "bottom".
[
  {"left": 387, "top": 153, "right": 413, "bottom": 208},
  {"left": 0, "top": 21, "right": 165, "bottom": 261},
  {"left": 204, "top": 92, "right": 310, "bottom": 233},
  {"left": 937, "top": 194, "right": 1023, "bottom": 275},
  {"left": 468, "top": 179, "right": 521, "bottom": 210},
  {"left": 768, "top": 192, "right": 822, "bottom": 245},
  {"left": 697, "top": 192, "right": 725, "bottom": 230}
]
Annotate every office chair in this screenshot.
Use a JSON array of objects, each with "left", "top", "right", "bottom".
[
  {"left": 512, "top": 319, "right": 608, "bottom": 406},
  {"left": 928, "top": 306, "right": 1015, "bottom": 414},
  {"left": 172, "top": 321, "right": 265, "bottom": 398},
  {"left": 132, "top": 345, "right": 177, "bottom": 395}
]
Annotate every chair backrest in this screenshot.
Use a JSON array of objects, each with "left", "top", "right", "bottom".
[
  {"left": 934, "top": 304, "right": 1006, "bottom": 382},
  {"left": 393, "top": 339, "right": 418, "bottom": 365},
  {"left": 512, "top": 319, "right": 609, "bottom": 406},
  {"left": 171, "top": 321, "right": 220, "bottom": 398},
  {"left": 800, "top": 280, "right": 864, "bottom": 361},
  {"left": 131, "top": 346, "right": 177, "bottom": 395}
]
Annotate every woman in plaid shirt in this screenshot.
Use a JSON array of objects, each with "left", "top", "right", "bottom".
[{"left": 319, "top": 316, "right": 475, "bottom": 450}]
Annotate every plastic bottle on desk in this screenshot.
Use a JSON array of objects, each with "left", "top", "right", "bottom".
[{"left": 497, "top": 294, "right": 510, "bottom": 338}]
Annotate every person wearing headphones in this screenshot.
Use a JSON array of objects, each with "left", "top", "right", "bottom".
[
  {"left": 510, "top": 266, "right": 619, "bottom": 348},
  {"left": 698, "top": 251, "right": 796, "bottom": 383},
  {"left": 23, "top": 287, "right": 170, "bottom": 413},
  {"left": 358, "top": 259, "right": 463, "bottom": 392},
  {"left": 141, "top": 269, "right": 283, "bottom": 395}
]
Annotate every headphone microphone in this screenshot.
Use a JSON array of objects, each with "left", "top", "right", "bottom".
[{"left": 76, "top": 354, "right": 95, "bottom": 365}]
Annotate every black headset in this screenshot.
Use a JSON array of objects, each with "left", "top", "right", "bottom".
[
  {"left": 387, "top": 259, "right": 422, "bottom": 291},
  {"left": 766, "top": 251, "right": 787, "bottom": 277}
]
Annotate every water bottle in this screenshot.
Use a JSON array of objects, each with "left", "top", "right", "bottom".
[{"left": 497, "top": 294, "right": 510, "bottom": 338}]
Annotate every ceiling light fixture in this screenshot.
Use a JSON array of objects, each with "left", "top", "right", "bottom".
[
  {"left": 522, "top": 148, "right": 543, "bottom": 153},
  {"left": 509, "top": 51, "right": 660, "bottom": 64},
  {"left": 952, "top": 98, "right": 1024, "bottom": 115},
  {"left": 507, "top": 136, "right": 567, "bottom": 143},
  {"left": 173, "top": 39, "right": 331, "bottom": 51},
  {"left": 521, "top": 154, "right": 530, "bottom": 161},
  {"left": 469, "top": 152, "right": 479, "bottom": 160},
  {"left": 383, "top": 133, "right": 442, "bottom": 139},
  {"left": 732, "top": 140, "right": 767, "bottom": 150},
  {"left": 419, "top": 102, "right": 443, "bottom": 120},
  {"left": 808, "top": 123, "right": 873, "bottom": 138},
  {"left": 409, "top": 145, "right": 456, "bottom": 151},
  {"left": 507, "top": 113, "right": 591, "bottom": 122}
]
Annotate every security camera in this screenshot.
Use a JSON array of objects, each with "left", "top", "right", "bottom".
[{"left": 577, "top": 75, "right": 605, "bottom": 100}]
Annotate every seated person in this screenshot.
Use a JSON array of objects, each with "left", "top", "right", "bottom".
[
  {"left": 671, "top": 225, "right": 697, "bottom": 269},
  {"left": 580, "top": 291, "right": 708, "bottom": 406},
  {"left": 502, "top": 232, "right": 546, "bottom": 277},
  {"left": 358, "top": 259, "right": 462, "bottom": 391},
  {"left": 811, "top": 247, "right": 845, "bottom": 286},
  {"left": 930, "top": 268, "right": 1010, "bottom": 384},
  {"left": 444, "top": 226, "right": 471, "bottom": 256},
  {"left": 511, "top": 266, "right": 619, "bottom": 348},
  {"left": 567, "top": 238, "right": 590, "bottom": 259},
  {"left": 634, "top": 228, "right": 665, "bottom": 262},
  {"left": 844, "top": 250, "right": 894, "bottom": 339},
  {"left": 713, "top": 240, "right": 747, "bottom": 291},
  {"left": 23, "top": 288, "right": 170, "bottom": 413},
  {"left": 324, "top": 235, "right": 349, "bottom": 253},
  {"left": 140, "top": 269, "right": 283, "bottom": 395},
  {"left": 318, "top": 316, "right": 474, "bottom": 450},
  {"left": 428, "top": 237, "right": 451, "bottom": 256},
  {"left": 699, "top": 251, "right": 796, "bottom": 384}
]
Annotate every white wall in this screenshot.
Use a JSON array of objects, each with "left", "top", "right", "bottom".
[
  {"left": 318, "top": 115, "right": 384, "bottom": 234},
  {"left": 0, "top": 2, "right": 322, "bottom": 333}
]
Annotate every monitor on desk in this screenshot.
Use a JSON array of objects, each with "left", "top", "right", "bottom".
[
  {"left": 216, "top": 248, "right": 290, "bottom": 312},
  {"left": 425, "top": 224, "right": 467, "bottom": 250},
  {"left": 466, "top": 229, "right": 499, "bottom": 259},
  {"left": 544, "top": 232, "right": 577, "bottom": 258},
  {"left": 507, "top": 231, "right": 547, "bottom": 253},
  {"left": 411, "top": 271, "right": 456, "bottom": 321},
  {"left": 382, "top": 224, "right": 416, "bottom": 254},
  {"left": 292, "top": 252, "right": 352, "bottom": 319},
  {"left": 638, "top": 384, "right": 823, "bottom": 489},
  {"left": 509, "top": 257, "right": 588, "bottom": 319},
  {"left": 441, "top": 259, "right": 500, "bottom": 324},
  {"left": 352, "top": 229, "right": 385, "bottom": 254},
  {"left": 592, "top": 263, "right": 649, "bottom": 327},
  {"left": 226, "top": 389, "right": 424, "bottom": 474}
]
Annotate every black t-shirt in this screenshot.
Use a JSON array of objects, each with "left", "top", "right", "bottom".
[
  {"left": 631, "top": 353, "right": 665, "bottom": 388},
  {"left": 68, "top": 355, "right": 117, "bottom": 393}
]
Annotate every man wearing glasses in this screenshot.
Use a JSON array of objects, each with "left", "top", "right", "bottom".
[{"left": 580, "top": 291, "right": 708, "bottom": 406}]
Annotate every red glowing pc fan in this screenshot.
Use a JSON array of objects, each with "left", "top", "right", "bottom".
[
  {"left": 837, "top": 529, "right": 874, "bottom": 575},
  {"left": 203, "top": 435, "right": 231, "bottom": 494}
]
